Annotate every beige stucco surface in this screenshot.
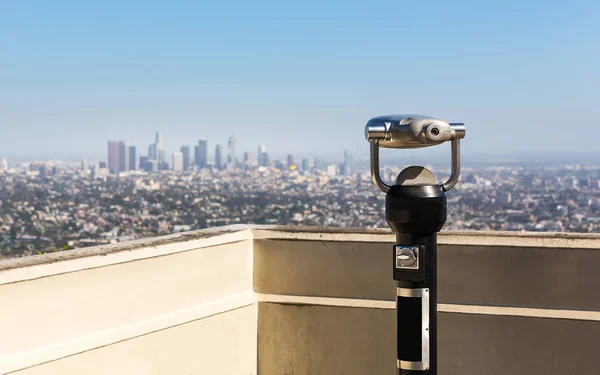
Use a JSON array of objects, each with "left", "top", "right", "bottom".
[
  {"left": 13, "top": 305, "right": 257, "bottom": 375},
  {"left": 258, "top": 302, "right": 394, "bottom": 375},
  {"left": 253, "top": 239, "right": 394, "bottom": 300}
]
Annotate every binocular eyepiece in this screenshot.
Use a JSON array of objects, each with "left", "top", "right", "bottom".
[
  {"left": 365, "top": 114, "right": 465, "bottom": 149},
  {"left": 365, "top": 114, "right": 466, "bottom": 193}
]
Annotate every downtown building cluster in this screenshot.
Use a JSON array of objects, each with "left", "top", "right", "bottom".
[{"left": 105, "top": 132, "right": 355, "bottom": 176}]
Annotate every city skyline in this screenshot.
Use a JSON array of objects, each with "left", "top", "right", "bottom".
[{"left": 101, "top": 130, "right": 354, "bottom": 174}]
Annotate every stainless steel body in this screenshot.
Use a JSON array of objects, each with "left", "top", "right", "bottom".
[{"left": 365, "top": 114, "right": 465, "bottom": 192}]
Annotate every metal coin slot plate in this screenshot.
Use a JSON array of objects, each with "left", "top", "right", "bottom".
[
  {"left": 395, "top": 245, "right": 420, "bottom": 270},
  {"left": 397, "top": 287, "right": 430, "bottom": 371}
]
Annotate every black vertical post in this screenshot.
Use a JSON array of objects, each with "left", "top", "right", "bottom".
[{"left": 386, "top": 184, "right": 447, "bottom": 375}]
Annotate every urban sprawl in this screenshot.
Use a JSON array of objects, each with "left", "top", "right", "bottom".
[{"left": 1, "top": 133, "right": 599, "bottom": 259}]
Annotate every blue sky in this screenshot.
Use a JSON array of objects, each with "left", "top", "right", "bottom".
[{"left": 1, "top": 1, "right": 599, "bottom": 161}]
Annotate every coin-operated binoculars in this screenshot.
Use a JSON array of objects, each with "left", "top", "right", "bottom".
[{"left": 365, "top": 115, "right": 466, "bottom": 375}]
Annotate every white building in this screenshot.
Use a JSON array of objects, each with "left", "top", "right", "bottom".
[
  {"left": 327, "top": 165, "right": 337, "bottom": 176},
  {"left": 172, "top": 152, "right": 184, "bottom": 172}
]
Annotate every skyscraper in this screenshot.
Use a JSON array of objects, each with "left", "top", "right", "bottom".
[
  {"left": 108, "top": 141, "right": 119, "bottom": 174},
  {"left": 302, "top": 158, "right": 310, "bottom": 172},
  {"left": 149, "top": 132, "right": 164, "bottom": 162},
  {"left": 258, "top": 145, "right": 269, "bottom": 167},
  {"left": 155, "top": 132, "right": 164, "bottom": 163},
  {"left": 287, "top": 154, "right": 295, "bottom": 169},
  {"left": 0, "top": 157, "right": 7, "bottom": 172},
  {"left": 180, "top": 146, "right": 190, "bottom": 171},
  {"left": 172, "top": 152, "right": 184, "bottom": 172},
  {"left": 118, "top": 141, "right": 130, "bottom": 173},
  {"left": 129, "top": 145, "right": 136, "bottom": 171},
  {"left": 244, "top": 152, "right": 253, "bottom": 169},
  {"left": 228, "top": 135, "right": 236, "bottom": 168},
  {"left": 195, "top": 139, "right": 208, "bottom": 169},
  {"left": 81, "top": 159, "right": 89, "bottom": 172},
  {"left": 342, "top": 150, "right": 353, "bottom": 176},
  {"left": 139, "top": 156, "right": 149, "bottom": 171},
  {"left": 148, "top": 144, "right": 156, "bottom": 161},
  {"left": 215, "top": 144, "right": 223, "bottom": 170}
]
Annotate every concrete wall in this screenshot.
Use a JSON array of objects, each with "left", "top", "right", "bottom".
[
  {"left": 2, "top": 226, "right": 600, "bottom": 375},
  {"left": 253, "top": 228, "right": 600, "bottom": 375},
  {"left": 0, "top": 228, "right": 257, "bottom": 375}
]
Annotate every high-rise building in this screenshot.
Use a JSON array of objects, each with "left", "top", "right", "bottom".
[
  {"left": 327, "top": 165, "right": 337, "bottom": 176},
  {"left": 312, "top": 157, "right": 320, "bottom": 171},
  {"left": 302, "top": 158, "right": 310, "bottom": 172},
  {"left": 148, "top": 132, "right": 164, "bottom": 162},
  {"left": 148, "top": 144, "right": 156, "bottom": 161},
  {"left": 158, "top": 161, "right": 169, "bottom": 171},
  {"left": 195, "top": 139, "right": 208, "bottom": 169},
  {"left": 342, "top": 150, "right": 353, "bottom": 176},
  {"left": 118, "top": 141, "right": 130, "bottom": 173},
  {"left": 215, "top": 144, "right": 223, "bottom": 170},
  {"left": 140, "top": 156, "right": 157, "bottom": 172},
  {"left": 139, "top": 156, "right": 149, "bottom": 171},
  {"left": 40, "top": 164, "right": 53, "bottom": 177},
  {"left": 180, "top": 146, "right": 190, "bottom": 171},
  {"left": 81, "top": 159, "right": 89, "bottom": 172},
  {"left": 129, "top": 145, "right": 137, "bottom": 171},
  {"left": 244, "top": 152, "right": 253, "bottom": 169},
  {"left": 172, "top": 152, "right": 184, "bottom": 172},
  {"left": 98, "top": 161, "right": 108, "bottom": 170},
  {"left": 287, "top": 154, "right": 295, "bottom": 169},
  {"left": 258, "top": 145, "right": 269, "bottom": 167},
  {"left": 155, "top": 132, "right": 164, "bottom": 163},
  {"left": 228, "top": 135, "right": 236, "bottom": 167},
  {"left": 108, "top": 141, "right": 119, "bottom": 173},
  {"left": 0, "top": 157, "right": 7, "bottom": 172}
]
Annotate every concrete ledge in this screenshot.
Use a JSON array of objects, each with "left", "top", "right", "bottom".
[
  {"left": 0, "top": 226, "right": 249, "bottom": 272},
  {"left": 0, "top": 229, "right": 252, "bottom": 286}
]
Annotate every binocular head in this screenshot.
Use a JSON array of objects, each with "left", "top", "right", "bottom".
[
  {"left": 365, "top": 114, "right": 466, "bottom": 193},
  {"left": 365, "top": 114, "right": 465, "bottom": 149}
]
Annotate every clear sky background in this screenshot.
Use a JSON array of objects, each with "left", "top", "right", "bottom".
[{"left": 1, "top": 1, "right": 599, "bottom": 162}]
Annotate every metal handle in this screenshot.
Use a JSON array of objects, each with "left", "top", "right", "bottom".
[
  {"left": 441, "top": 139, "right": 460, "bottom": 192},
  {"left": 369, "top": 140, "right": 391, "bottom": 193}
]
